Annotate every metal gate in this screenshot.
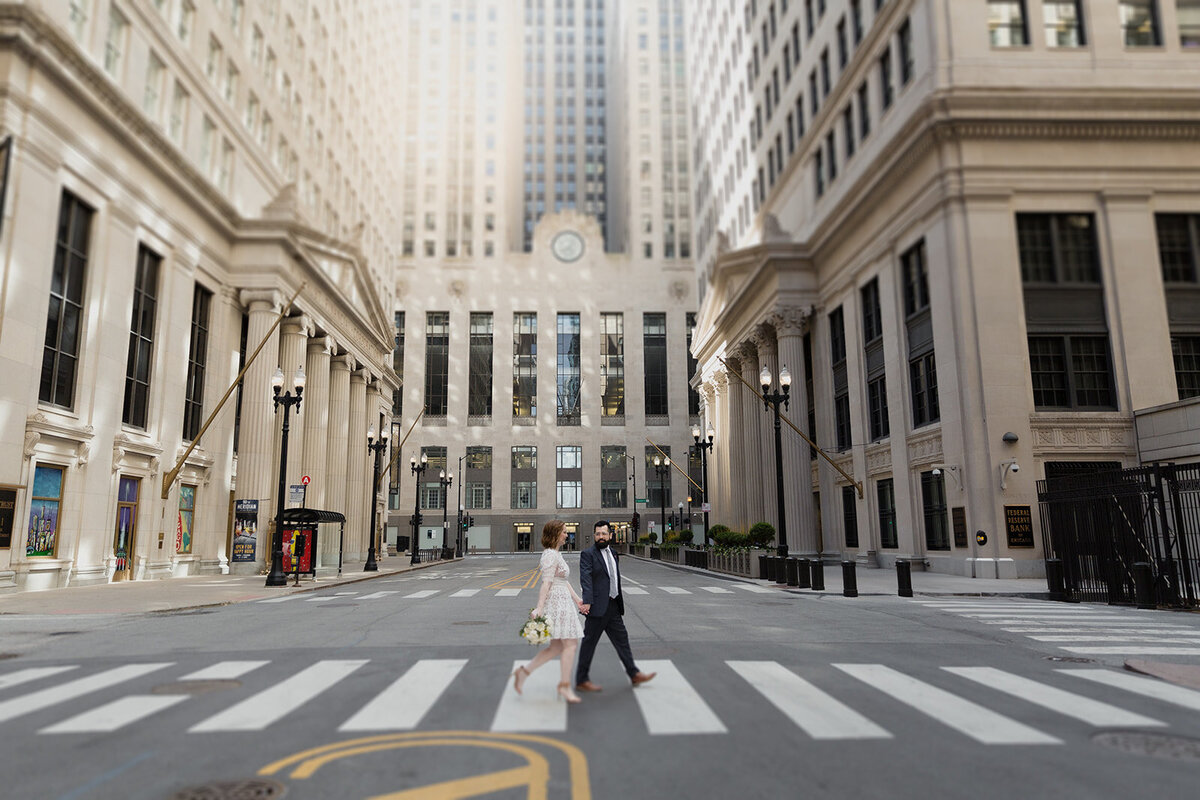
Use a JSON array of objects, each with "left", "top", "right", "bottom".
[{"left": 1037, "top": 463, "right": 1200, "bottom": 606}]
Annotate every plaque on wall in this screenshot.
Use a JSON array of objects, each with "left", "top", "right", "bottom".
[
  {"left": 1004, "top": 505, "right": 1035, "bottom": 548},
  {"left": 952, "top": 506, "right": 967, "bottom": 549},
  {"left": 0, "top": 486, "right": 17, "bottom": 548}
]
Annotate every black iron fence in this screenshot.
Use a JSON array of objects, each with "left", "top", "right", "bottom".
[{"left": 1037, "top": 463, "right": 1200, "bottom": 606}]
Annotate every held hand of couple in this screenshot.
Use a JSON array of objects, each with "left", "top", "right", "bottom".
[{"left": 531, "top": 608, "right": 542, "bottom": 619}]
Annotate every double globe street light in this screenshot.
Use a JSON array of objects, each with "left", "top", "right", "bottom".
[
  {"left": 692, "top": 423, "right": 714, "bottom": 545},
  {"left": 652, "top": 455, "right": 671, "bottom": 541},
  {"left": 267, "top": 365, "right": 305, "bottom": 587},
  {"left": 439, "top": 469, "right": 454, "bottom": 557},
  {"left": 364, "top": 425, "right": 390, "bottom": 572},
  {"left": 760, "top": 365, "right": 791, "bottom": 558},
  {"left": 409, "top": 453, "right": 428, "bottom": 564}
]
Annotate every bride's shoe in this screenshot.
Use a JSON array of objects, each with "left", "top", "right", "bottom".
[
  {"left": 557, "top": 682, "right": 581, "bottom": 704},
  {"left": 512, "top": 666, "right": 530, "bottom": 695}
]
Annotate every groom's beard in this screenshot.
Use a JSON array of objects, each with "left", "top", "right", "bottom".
[{"left": 595, "top": 539, "right": 610, "bottom": 549}]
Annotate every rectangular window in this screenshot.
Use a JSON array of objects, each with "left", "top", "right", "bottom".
[
  {"left": 1044, "top": 1, "right": 1086, "bottom": 46},
  {"left": 867, "top": 376, "right": 890, "bottom": 441},
  {"left": 557, "top": 313, "right": 581, "bottom": 422},
  {"left": 602, "top": 480, "right": 627, "bottom": 508},
  {"left": 902, "top": 240, "right": 930, "bottom": 316},
  {"left": 41, "top": 191, "right": 93, "bottom": 409},
  {"left": 1155, "top": 214, "right": 1199, "bottom": 284},
  {"left": 513, "top": 312, "right": 538, "bottom": 418},
  {"left": 851, "top": 0, "right": 864, "bottom": 43},
  {"left": 181, "top": 284, "right": 212, "bottom": 440},
  {"left": 877, "top": 478, "right": 897, "bottom": 548},
  {"left": 842, "top": 485, "right": 859, "bottom": 548},
  {"left": 466, "top": 482, "right": 492, "bottom": 510},
  {"left": 988, "top": 0, "right": 1029, "bottom": 45},
  {"left": 686, "top": 313, "right": 700, "bottom": 417},
  {"left": 122, "top": 245, "right": 161, "bottom": 429},
  {"left": 512, "top": 446, "right": 537, "bottom": 470},
  {"left": 1028, "top": 335, "right": 1116, "bottom": 409},
  {"left": 898, "top": 17, "right": 914, "bottom": 85},
  {"left": 556, "top": 445, "right": 582, "bottom": 470},
  {"left": 843, "top": 107, "right": 855, "bottom": 158},
  {"left": 392, "top": 312, "right": 405, "bottom": 416},
  {"left": 910, "top": 351, "right": 940, "bottom": 428},
  {"left": 177, "top": 1, "right": 195, "bottom": 42},
  {"left": 169, "top": 81, "right": 189, "bottom": 143},
  {"left": 857, "top": 82, "right": 870, "bottom": 140},
  {"left": 512, "top": 480, "right": 537, "bottom": 509},
  {"left": 1120, "top": 0, "right": 1161, "bottom": 45},
  {"left": 104, "top": 7, "right": 128, "bottom": 77},
  {"left": 1018, "top": 213, "right": 1101, "bottom": 284},
  {"left": 177, "top": 484, "right": 196, "bottom": 554},
  {"left": 424, "top": 312, "right": 450, "bottom": 416},
  {"left": 879, "top": 47, "right": 894, "bottom": 109},
  {"left": 835, "top": 394, "right": 851, "bottom": 452},
  {"left": 556, "top": 481, "right": 583, "bottom": 509},
  {"left": 27, "top": 465, "right": 65, "bottom": 557},
  {"left": 420, "top": 446, "right": 448, "bottom": 510},
  {"left": 921, "top": 471, "right": 949, "bottom": 550},
  {"left": 1180, "top": 0, "right": 1200, "bottom": 47},
  {"left": 643, "top": 313, "right": 668, "bottom": 417},
  {"left": 861, "top": 278, "right": 882, "bottom": 343},
  {"left": 837, "top": 18, "right": 848, "bottom": 67},
  {"left": 468, "top": 312, "right": 493, "bottom": 417},
  {"left": 143, "top": 53, "right": 165, "bottom": 119},
  {"left": 601, "top": 312, "right": 625, "bottom": 417},
  {"left": 1173, "top": 336, "right": 1200, "bottom": 399}
]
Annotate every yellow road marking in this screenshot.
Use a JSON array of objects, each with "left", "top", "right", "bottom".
[
  {"left": 485, "top": 567, "right": 540, "bottom": 590},
  {"left": 260, "top": 731, "right": 591, "bottom": 800}
]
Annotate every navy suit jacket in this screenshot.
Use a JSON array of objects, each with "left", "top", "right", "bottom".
[{"left": 579, "top": 545, "right": 625, "bottom": 618}]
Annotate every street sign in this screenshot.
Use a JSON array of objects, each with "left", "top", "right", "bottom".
[
  {"left": 301, "top": 475, "right": 311, "bottom": 486},
  {"left": 289, "top": 484, "right": 306, "bottom": 506},
  {"left": 700, "top": 503, "right": 711, "bottom": 513},
  {"left": 635, "top": 498, "right": 648, "bottom": 504}
]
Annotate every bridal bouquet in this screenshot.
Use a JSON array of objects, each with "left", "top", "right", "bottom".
[{"left": 519, "top": 611, "right": 552, "bottom": 645}]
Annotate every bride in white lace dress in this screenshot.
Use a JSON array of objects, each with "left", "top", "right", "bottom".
[{"left": 512, "top": 519, "right": 586, "bottom": 703}]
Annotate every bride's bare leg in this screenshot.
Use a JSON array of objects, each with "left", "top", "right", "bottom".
[
  {"left": 525, "top": 638, "right": 562, "bottom": 674},
  {"left": 558, "top": 640, "right": 580, "bottom": 701}
]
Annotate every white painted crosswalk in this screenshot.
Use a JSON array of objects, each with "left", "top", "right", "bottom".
[
  {"left": 1, "top": 658, "right": 1190, "bottom": 745},
  {"left": 255, "top": 581, "right": 772, "bottom": 604},
  {"left": 911, "top": 599, "right": 1200, "bottom": 659}
]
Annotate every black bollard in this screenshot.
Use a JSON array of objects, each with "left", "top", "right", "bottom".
[
  {"left": 896, "top": 558, "right": 913, "bottom": 597},
  {"left": 1133, "top": 562, "right": 1155, "bottom": 610},
  {"left": 842, "top": 560, "right": 858, "bottom": 597},
  {"left": 810, "top": 559, "right": 825, "bottom": 591},
  {"left": 796, "top": 558, "right": 811, "bottom": 588},
  {"left": 1045, "top": 558, "right": 1066, "bottom": 602},
  {"left": 758, "top": 554, "right": 768, "bottom": 580},
  {"left": 775, "top": 557, "right": 788, "bottom": 584},
  {"left": 765, "top": 556, "right": 777, "bottom": 583},
  {"left": 786, "top": 558, "right": 799, "bottom": 587}
]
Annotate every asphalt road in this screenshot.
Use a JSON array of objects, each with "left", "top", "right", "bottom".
[{"left": 2, "top": 555, "right": 1200, "bottom": 800}]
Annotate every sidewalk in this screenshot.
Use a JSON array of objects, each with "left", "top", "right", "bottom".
[
  {"left": 629, "top": 555, "right": 1051, "bottom": 598},
  {"left": 0, "top": 556, "right": 458, "bottom": 616}
]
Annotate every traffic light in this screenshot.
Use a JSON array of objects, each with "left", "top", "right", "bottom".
[
  {"left": 631, "top": 512, "right": 640, "bottom": 535},
  {"left": 461, "top": 514, "right": 475, "bottom": 532}
]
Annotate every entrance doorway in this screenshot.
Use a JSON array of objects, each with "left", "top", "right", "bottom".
[
  {"left": 515, "top": 522, "right": 533, "bottom": 552},
  {"left": 563, "top": 521, "right": 578, "bottom": 550},
  {"left": 113, "top": 476, "right": 140, "bottom": 581}
]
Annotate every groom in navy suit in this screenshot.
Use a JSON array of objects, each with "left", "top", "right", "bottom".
[{"left": 575, "top": 520, "right": 656, "bottom": 691}]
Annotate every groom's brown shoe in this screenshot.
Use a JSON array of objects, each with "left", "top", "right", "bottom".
[
  {"left": 575, "top": 681, "right": 603, "bottom": 692},
  {"left": 630, "top": 671, "right": 656, "bottom": 686}
]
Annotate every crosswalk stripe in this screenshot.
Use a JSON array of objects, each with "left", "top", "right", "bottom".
[
  {"left": 41, "top": 694, "right": 189, "bottom": 734},
  {"left": 0, "top": 666, "right": 78, "bottom": 691},
  {"left": 490, "top": 660, "right": 567, "bottom": 732},
  {"left": 728, "top": 661, "right": 890, "bottom": 740},
  {"left": 495, "top": 589, "right": 522, "bottom": 597},
  {"left": 699, "top": 586, "right": 734, "bottom": 594},
  {"left": 340, "top": 660, "right": 468, "bottom": 731},
  {"left": 734, "top": 584, "right": 775, "bottom": 594},
  {"left": 1061, "top": 669, "right": 1200, "bottom": 711},
  {"left": 622, "top": 587, "right": 649, "bottom": 595},
  {"left": 1059, "top": 647, "right": 1200, "bottom": 655},
  {"left": 179, "top": 662, "right": 269, "bottom": 681},
  {"left": 404, "top": 590, "right": 439, "bottom": 599},
  {"left": 976, "top": 618, "right": 1134, "bottom": 625},
  {"left": 659, "top": 587, "right": 691, "bottom": 595},
  {"left": 335, "top": 592, "right": 358, "bottom": 596},
  {"left": 358, "top": 591, "right": 399, "bottom": 600},
  {"left": 306, "top": 597, "right": 337, "bottom": 602},
  {"left": 451, "top": 589, "right": 480, "bottom": 598},
  {"left": 960, "top": 612, "right": 1131, "bottom": 618},
  {"left": 1029, "top": 636, "right": 1200, "bottom": 643},
  {"left": 942, "top": 667, "right": 1165, "bottom": 728},
  {"left": 631, "top": 660, "right": 726, "bottom": 735},
  {"left": 258, "top": 595, "right": 294, "bottom": 604},
  {"left": 1000, "top": 627, "right": 1188, "bottom": 634},
  {"left": 0, "top": 664, "right": 173, "bottom": 724},
  {"left": 189, "top": 660, "right": 367, "bottom": 732},
  {"left": 834, "top": 664, "right": 1061, "bottom": 745}
]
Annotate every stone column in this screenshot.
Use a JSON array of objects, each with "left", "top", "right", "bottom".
[
  {"left": 302, "top": 337, "right": 333, "bottom": 510},
  {"left": 278, "top": 317, "right": 311, "bottom": 492},
  {"left": 346, "top": 368, "right": 369, "bottom": 561},
  {"left": 773, "top": 307, "right": 818, "bottom": 556},
  {"left": 324, "top": 353, "right": 352, "bottom": 564},
  {"left": 753, "top": 324, "right": 780, "bottom": 532},
  {"left": 724, "top": 357, "right": 748, "bottom": 531},
  {"left": 235, "top": 290, "right": 282, "bottom": 571},
  {"left": 738, "top": 344, "right": 766, "bottom": 529}
]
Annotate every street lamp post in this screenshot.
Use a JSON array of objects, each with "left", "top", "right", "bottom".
[
  {"left": 760, "top": 365, "right": 792, "bottom": 558},
  {"left": 364, "top": 426, "right": 389, "bottom": 572},
  {"left": 456, "top": 454, "right": 466, "bottom": 558},
  {"left": 409, "top": 453, "right": 428, "bottom": 564},
  {"left": 439, "top": 469, "right": 454, "bottom": 558},
  {"left": 692, "top": 424, "right": 714, "bottom": 545},
  {"left": 267, "top": 365, "right": 306, "bottom": 587},
  {"left": 676, "top": 501, "right": 684, "bottom": 536},
  {"left": 653, "top": 456, "right": 670, "bottom": 542}
]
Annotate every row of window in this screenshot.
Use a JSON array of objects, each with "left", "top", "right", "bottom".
[
  {"left": 988, "top": 0, "right": 1200, "bottom": 49},
  {"left": 841, "top": 469, "right": 948, "bottom": 552}
]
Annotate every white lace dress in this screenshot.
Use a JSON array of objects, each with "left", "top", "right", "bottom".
[{"left": 539, "top": 548, "right": 583, "bottom": 640}]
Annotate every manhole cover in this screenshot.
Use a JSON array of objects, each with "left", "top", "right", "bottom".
[
  {"left": 1092, "top": 732, "right": 1200, "bottom": 761},
  {"left": 152, "top": 680, "right": 242, "bottom": 695},
  {"left": 1045, "top": 656, "right": 1096, "bottom": 663},
  {"left": 0, "top": 653, "right": 18, "bottom": 661},
  {"left": 48, "top": 631, "right": 82, "bottom": 636},
  {"left": 452, "top": 621, "right": 489, "bottom": 626},
  {"left": 168, "top": 779, "right": 285, "bottom": 799}
]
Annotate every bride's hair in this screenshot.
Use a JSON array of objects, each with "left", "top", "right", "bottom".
[{"left": 542, "top": 519, "right": 566, "bottom": 549}]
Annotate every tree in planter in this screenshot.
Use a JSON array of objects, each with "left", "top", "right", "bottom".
[
  {"left": 747, "top": 522, "right": 776, "bottom": 549},
  {"left": 709, "top": 524, "right": 732, "bottom": 538}
]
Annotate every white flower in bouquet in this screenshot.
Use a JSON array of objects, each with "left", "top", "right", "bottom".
[{"left": 519, "top": 611, "right": 552, "bottom": 645}]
